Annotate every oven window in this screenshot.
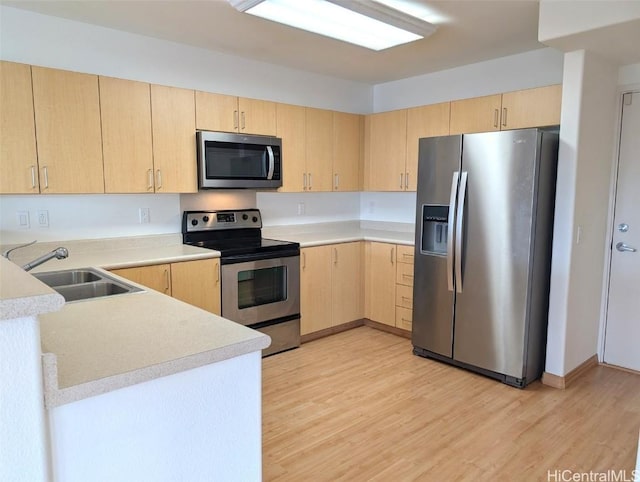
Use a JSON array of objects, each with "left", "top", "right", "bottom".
[
  {"left": 205, "top": 141, "right": 267, "bottom": 179},
  {"left": 237, "top": 266, "right": 287, "bottom": 309}
]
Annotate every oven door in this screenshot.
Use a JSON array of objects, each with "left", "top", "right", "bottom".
[{"left": 221, "top": 255, "right": 300, "bottom": 326}]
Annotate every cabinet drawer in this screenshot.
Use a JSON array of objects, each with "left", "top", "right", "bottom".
[
  {"left": 395, "top": 284, "right": 413, "bottom": 309},
  {"left": 396, "top": 306, "right": 412, "bottom": 332},
  {"left": 396, "top": 245, "right": 414, "bottom": 264},
  {"left": 396, "top": 262, "right": 414, "bottom": 287}
]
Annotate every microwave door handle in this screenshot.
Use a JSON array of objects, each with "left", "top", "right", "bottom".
[{"left": 266, "top": 146, "right": 275, "bottom": 180}]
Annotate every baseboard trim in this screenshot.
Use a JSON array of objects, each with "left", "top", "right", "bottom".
[
  {"left": 542, "top": 354, "right": 599, "bottom": 389},
  {"left": 301, "top": 319, "right": 364, "bottom": 344},
  {"left": 600, "top": 362, "right": 640, "bottom": 376},
  {"left": 364, "top": 319, "right": 411, "bottom": 339}
]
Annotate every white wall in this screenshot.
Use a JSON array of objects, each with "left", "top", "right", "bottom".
[
  {"left": 545, "top": 50, "right": 618, "bottom": 376},
  {"left": 0, "top": 316, "right": 48, "bottom": 482},
  {"left": 0, "top": 6, "right": 371, "bottom": 113},
  {"left": 0, "top": 194, "right": 180, "bottom": 244},
  {"left": 360, "top": 192, "right": 416, "bottom": 224},
  {"left": 373, "top": 48, "right": 564, "bottom": 112},
  {"left": 619, "top": 63, "right": 640, "bottom": 86},
  {"left": 256, "top": 192, "right": 360, "bottom": 226}
]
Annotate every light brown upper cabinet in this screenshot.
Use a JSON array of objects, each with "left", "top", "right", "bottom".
[
  {"left": 500, "top": 84, "right": 562, "bottom": 130},
  {"left": 195, "top": 91, "right": 276, "bottom": 136},
  {"left": 100, "top": 77, "right": 154, "bottom": 193},
  {"left": 150, "top": 84, "right": 197, "bottom": 193},
  {"left": 364, "top": 109, "right": 408, "bottom": 191},
  {"left": 0, "top": 61, "right": 39, "bottom": 194},
  {"left": 305, "top": 107, "right": 334, "bottom": 192},
  {"left": 276, "top": 103, "right": 306, "bottom": 192},
  {"left": 450, "top": 85, "right": 562, "bottom": 134},
  {"left": 450, "top": 94, "right": 503, "bottom": 135},
  {"left": 406, "top": 102, "right": 450, "bottom": 191},
  {"left": 31, "top": 66, "right": 104, "bottom": 193},
  {"left": 333, "top": 112, "right": 362, "bottom": 191}
]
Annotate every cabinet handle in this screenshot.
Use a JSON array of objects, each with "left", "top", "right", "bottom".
[
  {"left": 494, "top": 109, "right": 499, "bottom": 128},
  {"left": 303, "top": 173, "right": 307, "bottom": 190},
  {"left": 399, "top": 173, "right": 404, "bottom": 189},
  {"left": 405, "top": 172, "right": 409, "bottom": 189},
  {"left": 334, "top": 247, "right": 338, "bottom": 265},
  {"left": 308, "top": 172, "right": 312, "bottom": 190},
  {"left": 42, "top": 166, "right": 49, "bottom": 189},
  {"left": 30, "top": 165, "right": 37, "bottom": 189},
  {"left": 156, "top": 169, "right": 162, "bottom": 190},
  {"left": 334, "top": 173, "right": 339, "bottom": 190},
  {"left": 164, "top": 268, "right": 170, "bottom": 292},
  {"left": 403, "top": 274, "right": 414, "bottom": 279},
  {"left": 147, "top": 169, "right": 154, "bottom": 191},
  {"left": 215, "top": 263, "right": 219, "bottom": 284},
  {"left": 401, "top": 296, "right": 411, "bottom": 301},
  {"left": 241, "top": 111, "right": 246, "bottom": 130},
  {"left": 233, "top": 110, "right": 239, "bottom": 130},
  {"left": 302, "top": 252, "right": 306, "bottom": 270},
  {"left": 502, "top": 107, "right": 508, "bottom": 127},
  {"left": 391, "top": 247, "right": 395, "bottom": 264}
]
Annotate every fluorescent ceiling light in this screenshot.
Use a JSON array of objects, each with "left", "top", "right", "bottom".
[{"left": 229, "top": 0, "right": 437, "bottom": 51}]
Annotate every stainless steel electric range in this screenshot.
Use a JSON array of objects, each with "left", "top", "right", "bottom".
[{"left": 182, "top": 209, "right": 300, "bottom": 356}]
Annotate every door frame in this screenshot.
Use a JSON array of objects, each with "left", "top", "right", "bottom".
[{"left": 598, "top": 84, "right": 640, "bottom": 363}]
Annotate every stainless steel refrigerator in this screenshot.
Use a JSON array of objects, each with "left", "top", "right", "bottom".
[{"left": 412, "top": 128, "right": 558, "bottom": 388}]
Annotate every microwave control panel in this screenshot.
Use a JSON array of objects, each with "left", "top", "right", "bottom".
[{"left": 183, "top": 209, "right": 262, "bottom": 232}]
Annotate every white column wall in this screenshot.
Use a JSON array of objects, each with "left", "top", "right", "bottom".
[
  {"left": 0, "top": 316, "right": 49, "bottom": 482},
  {"left": 545, "top": 50, "right": 618, "bottom": 376}
]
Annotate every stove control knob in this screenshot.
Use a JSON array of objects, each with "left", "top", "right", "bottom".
[
  {"left": 252, "top": 216, "right": 258, "bottom": 223},
  {"left": 203, "top": 216, "right": 209, "bottom": 223},
  {"left": 191, "top": 219, "right": 198, "bottom": 226},
  {"left": 242, "top": 214, "right": 249, "bottom": 221}
]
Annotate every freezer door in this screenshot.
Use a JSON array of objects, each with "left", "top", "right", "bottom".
[
  {"left": 452, "top": 129, "right": 540, "bottom": 378},
  {"left": 412, "top": 135, "right": 461, "bottom": 357}
]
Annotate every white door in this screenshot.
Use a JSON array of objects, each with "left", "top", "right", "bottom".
[{"left": 604, "top": 91, "right": 640, "bottom": 371}]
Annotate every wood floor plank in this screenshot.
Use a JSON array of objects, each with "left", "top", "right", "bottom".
[{"left": 262, "top": 327, "right": 640, "bottom": 481}]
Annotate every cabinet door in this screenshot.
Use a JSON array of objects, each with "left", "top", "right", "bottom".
[
  {"left": 170, "top": 259, "right": 220, "bottom": 315},
  {"left": 195, "top": 91, "right": 238, "bottom": 132},
  {"left": 449, "top": 94, "right": 502, "bottom": 135},
  {"left": 111, "top": 264, "right": 171, "bottom": 295},
  {"left": 0, "top": 61, "right": 39, "bottom": 194},
  {"left": 333, "top": 112, "right": 362, "bottom": 192},
  {"left": 365, "top": 242, "right": 396, "bottom": 326},
  {"left": 150, "top": 84, "right": 197, "bottom": 193},
  {"left": 406, "top": 102, "right": 450, "bottom": 191},
  {"left": 300, "top": 246, "right": 332, "bottom": 335},
  {"left": 238, "top": 97, "right": 277, "bottom": 136},
  {"left": 100, "top": 77, "right": 154, "bottom": 193},
  {"left": 501, "top": 85, "right": 562, "bottom": 130},
  {"left": 364, "top": 109, "right": 407, "bottom": 191},
  {"left": 305, "top": 107, "right": 333, "bottom": 192},
  {"left": 331, "top": 242, "right": 363, "bottom": 326},
  {"left": 276, "top": 103, "right": 306, "bottom": 192},
  {"left": 32, "top": 66, "right": 104, "bottom": 193}
]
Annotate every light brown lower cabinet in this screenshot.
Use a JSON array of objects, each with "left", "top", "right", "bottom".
[
  {"left": 111, "top": 258, "right": 220, "bottom": 315},
  {"left": 365, "top": 242, "right": 414, "bottom": 332},
  {"left": 300, "top": 242, "right": 363, "bottom": 336}
]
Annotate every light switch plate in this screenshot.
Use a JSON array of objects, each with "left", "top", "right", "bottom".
[{"left": 16, "top": 211, "right": 30, "bottom": 229}]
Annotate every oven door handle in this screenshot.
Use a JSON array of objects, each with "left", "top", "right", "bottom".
[{"left": 266, "top": 146, "right": 275, "bottom": 180}]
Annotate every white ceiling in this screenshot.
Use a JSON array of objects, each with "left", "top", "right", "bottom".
[{"left": 2, "top": 0, "right": 546, "bottom": 84}]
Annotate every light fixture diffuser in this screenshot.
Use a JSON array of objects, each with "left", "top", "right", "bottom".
[{"left": 228, "top": 0, "right": 437, "bottom": 51}]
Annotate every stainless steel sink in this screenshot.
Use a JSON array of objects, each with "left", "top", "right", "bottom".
[{"left": 33, "top": 268, "right": 143, "bottom": 302}]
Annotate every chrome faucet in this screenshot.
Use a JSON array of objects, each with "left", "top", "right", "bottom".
[{"left": 2, "top": 240, "right": 69, "bottom": 271}]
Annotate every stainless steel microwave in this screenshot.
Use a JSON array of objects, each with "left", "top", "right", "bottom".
[{"left": 197, "top": 131, "right": 282, "bottom": 189}]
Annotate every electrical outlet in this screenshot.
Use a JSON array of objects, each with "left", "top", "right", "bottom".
[
  {"left": 16, "top": 211, "right": 30, "bottom": 229},
  {"left": 37, "top": 210, "right": 49, "bottom": 228},
  {"left": 139, "top": 207, "right": 150, "bottom": 224},
  {"left": 297, "top": 203, "right": 305, "bottom": 215}
]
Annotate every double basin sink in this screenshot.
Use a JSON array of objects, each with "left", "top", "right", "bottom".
[{"left": 34, "top": 268, "right": 143, "bottom": 302}]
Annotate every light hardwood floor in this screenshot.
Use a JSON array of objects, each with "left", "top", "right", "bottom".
[{"left": 263, "top": 326, "right": 640, "bottom": 481}]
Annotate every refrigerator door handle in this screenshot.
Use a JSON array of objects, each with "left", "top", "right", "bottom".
[
  {"left": 455, "top": 171, "right": 468, "bottom": 293},
  {"left": 447, "top": 171, "right": 459, "bottom": 292}
]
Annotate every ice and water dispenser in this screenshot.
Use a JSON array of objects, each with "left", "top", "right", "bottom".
[{"left": 420, "top": 205, "right": 449, "bottom": 255}]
